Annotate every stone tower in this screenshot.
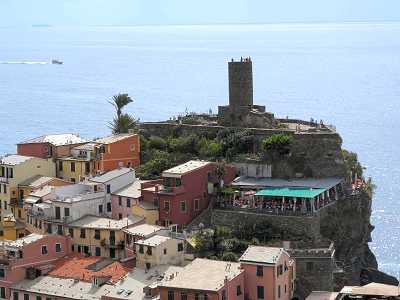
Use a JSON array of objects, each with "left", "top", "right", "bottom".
[{"left": 229, "top": 58, "right": 253, "bottom": 109}]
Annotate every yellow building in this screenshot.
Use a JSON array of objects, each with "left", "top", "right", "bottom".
[
  {"left": 135, "top": 234, "right": 185, "bottom": 269},
  {"left": 0, "top": 214, "right": 26, "bottom": 240},
  {"left": 65, "top": 214, "right": 144, "bottom": 259},
  {"left": 0, "top": 155, "right": 55, "bottom": 221},
  {"left": 56, "top": 143, "right": 97, "bottom": 183},
  {"left": 132, "top": 202, "right": 159, "bottom": 225}
]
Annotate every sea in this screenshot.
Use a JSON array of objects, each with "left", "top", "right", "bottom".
[{"left": 0, "top": 22, "right": 399, "bottom": 276}]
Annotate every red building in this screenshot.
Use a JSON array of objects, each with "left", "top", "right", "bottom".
[
  {"left": 17, "top": 134, "right": 86, "bottom": 159},
  {"left": 141, "top": 160, "right": 236, "bottom": 227},
  {"left": 93, "top": 133, "right": 140, "bottom": 172}
]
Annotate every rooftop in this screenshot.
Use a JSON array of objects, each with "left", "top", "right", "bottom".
[
  {"left": 29, "top": 185, "right": 54, "bottom": 199},
  {"left": 89, "top": 168, "right": 134, "bottom": 183},
  {"left": 73, "top": 142, "right": 99, "bottom": 151},
  {"left": 19, "top": 133, "right": 86, "bottom": 146},
  {"left": 306, "top": 292, "right": 339, "bottom": 300},
  {"left": 136, "top": 235, "right": 170, "bottom": 247},
  {"left": 95, "top": 133, "right": 136, "bottom": 145},
  {"left": 19, "top": 175, "right": 68, "bottom": 189},
  {"left": 104, "top": 265, "right": 184, "bottom": 300},
  {"left": 255, "top": 187, "right": 326, "bottom": 199},
  {"left": 162, "top": 160, "right": 210, "bottom": 177},
  {"left": 123, "top": 224, "right": 163, "bottom": 237},
  {"left": 340, "top": 283, "right": 400, "bottom": 297},
  {"left": 0, "top": 154, "right": 34, "bottom": 166},
  {"left": 239, "top": 246, "right": 285, "bottom": 265},
  {"left": 113, "top": 180, "right": 141, "bottom": 198},
  {"left": 232, "top": 176, "right": 343, "bottom": 190},
  {"left": 67, "top": 215, "right": 144, "bottom": 230},
  {"left": 49, "top": 253, "right": 130, "bottom": 283},
  {"left": 1, "top": 233, "right": 44, "bottom": 248},
  {"left": 11, "top": 276, "right": 108, "bottom": 300},
  {"left": 159, "top": 258, "right": 243, "bottom": 292}
]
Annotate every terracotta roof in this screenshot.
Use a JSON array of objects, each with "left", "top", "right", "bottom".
[{"left": 49, "top": 254, "right": 131, "bottom": 284}]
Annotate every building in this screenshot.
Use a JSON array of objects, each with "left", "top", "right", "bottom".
[
  {"left": 17, "top": 133, "right": 86, "bottom": 160},
  {"left": 26, "top": 183, "right": 108, "bottom": 235},
  {"left": 89, "top": 167, "right": 137, "bottom": 214},
  {"left": 141, "top": 160, "right": 236, "bottom": 227},
  {"left": 0, "top": 155, "right": 55, "bottom": 220},
  {"left": 159, "top": 258, "right": 245, "bottom": 300},
  {"left": 135, "top": 232, "right": 186, "bottom": 269},
  {"left": 112, "top": 180, "right": 141, "bottom": 220},
  {"left": 15, "top": 175, "right": 71, "bottom": 222},
  {"left": 56, "top": 142, "right": 98, "bottom": 183},
  {"left": 0, "top": 214, "right": 25, "bottom": 240},
  {"left": 93, "top": 133, "right": 140, "bottom": 172},
  {"left": 239, "top": 246, "right": 294, "bottom": 300},
  {"left": 123, "top": 223, "right": 163, "bottom": 258},
  {"left": 65, "top": 214, "right": 144, "bottom": 258},
  {"left": 132, "top": 180, "right": 162, "bottom": 225},
  {"left": 0, "top": 233, "right": 71, "bottom": 299},
  {"left": 10, "top": 254, "right": 131, "bottom": 300}
]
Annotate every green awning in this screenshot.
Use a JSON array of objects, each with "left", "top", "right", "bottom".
[{"left": 255, "top": 187, "right": 326, "bottom": 199}]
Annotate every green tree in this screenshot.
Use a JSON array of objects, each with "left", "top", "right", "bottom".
[{"left": 108, "top": 93, "right": 136, "bottom": 134}]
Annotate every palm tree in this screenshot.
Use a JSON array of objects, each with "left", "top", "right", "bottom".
[
  {"left": 109, "top": 93, "right": 133, "bottom": 118},
  {"left": 109, "top": 113, "right": 137, "bottom": 134}
]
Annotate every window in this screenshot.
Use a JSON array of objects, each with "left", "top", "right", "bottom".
[
  {"left": 257, "top": 286, "right": 264, "bottom": 299},
  {"left": 146, "top": 247, "right": 152, "bottom": 256},
  {"left": 176, "top": 178, "right": 182, "bottom": 187},
  {"left": 8, "top": 167, "right": 14, "bottom": 178},
  {"left": 41, "top": 245, "right": 48, "bottom": 255},
  {"left": 58, "top": 161, "right": 63, "bottom": 171},
  {"left": 118, "top": 213, "right": 122, "bottom": 220},
  {"left": 237, "top": 285, "right": 242, "bottom": 296},
  {"left": 109, "top": 248, "right": 115, "bottom": 258},
  {"left": 95, "top": 247, "right": 101, "bottom": 256},
  {"left": 180, "top": 201, "right": 186, "bottom": 213},
  {"left": 164, "top": 200, "right": 170, "bottom": 211},
  {"left": 118, "top": 196, "right": 122, "bottom": 206},
  {"left": 0, "top": 231, "right": 3, "bottom": 237},
  {"left": 163, "top": 248, "right": 168, "bottom": 255},
  {"left": 36, "top": 296, "right": 42, "bottom": 300},
  {"left": 70, "top": 178, "right": 76, "bottom": 183},
  {"left": 164, "top": 177, "right": 172, "bottom": 188},
  {"left": 180, "top": 293, "right": 187, "bottom": 300},
  {"left": 278, "top": 285, "right": 281, "bottom": 298},
  {"left": 57, "top": 225, "right": 63, "bottom": 235},
  {"left": 85, "top": 162, "right": 90, "bottom": 174},
  {"left": 80, "top": 229, "right": 86, "bottom": 238},
  {"left": 94, "top": 230, "right": 100, "bottom": 240},
  {"left": 47, "top": 224, "right": 52, "bottom": 234},
  {"left": 70, "top": 162, "right": 75, "bottom": 172},
  {"left": 12, "top": 292, "right": 18, "bottom": 300},
  {"left": 64, "top": 207, "right": 70, "bottom": 217},
  {"left": 306, "top": 262, "right": 314, "bottom": 272},
  {"left": 55, "top": 243, "right": 61, "bottom": 252},
  {"left": 107, "top": 202, "right": 111, "bottom": 212},
  {"left": 0, "top": 268, "right": 5, "bottom": 278},
  {"left": 257, "top": 265, "right": 264, "bottom": 276},
  {"left": 221, "top": 290, "right": 226, "bottom": 300},
  {"left": 194, "top": 199, "right": 200, "bottom": 211},
  {"left": 285, "top": 284, "right": 287, "bottom": 294},
  {"left": 126, "top": 198, "right": 131, "bottom": 207},
  {"left": 84, "top": 246, "right": 89, "bottom": 254},
  {"left": 139, "top": 245, "right": 144, "bottom": 254},
  {"left": 0, "top": 287, "right": 5, "bottom": 299},
  {"left": 98, "top": 204, "right": 103, "bottom": 214},
  {"left": 24, "top": 294, "right": 29, "bottom": 300},
  {"left": 177, "top": 243, "right": 183, "bottom": 252},
  {"left": 18, "top": 209, "right": 21, "bottom": 219},
  {"left": 278, "top": 265, "right": 283, "bottom": 276},
  {"left": 168, "top": 291, "right": 174, "bottom": 300},
  {"left": 106, "top": 184, "right": 111, "bottom": 194},
  {"left": 68, "top": 228, "right": 74, "bottom": 237}
]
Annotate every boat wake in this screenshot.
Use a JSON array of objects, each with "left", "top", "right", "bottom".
[{"left": 0, "top": 61, "right": 48, "bottom": 65}]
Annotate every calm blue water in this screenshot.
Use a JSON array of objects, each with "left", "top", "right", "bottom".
[{"left": 1, "top": 23, "right": 400, "bottom": 276}]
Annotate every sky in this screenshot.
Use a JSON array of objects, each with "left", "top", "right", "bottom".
[{"left": 1, "top": 0, "right": 400, "bottom": 26}]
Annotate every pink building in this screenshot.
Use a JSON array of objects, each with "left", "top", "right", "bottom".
[
  {"left": 141, "top": 161, "right": 236, "bottom": 228},
  {"left": 111, "top": 180, "right": 141, "bottom": 220},
  {"left": 159, "top": 258, "right": 245, "bottom": 300},
  {"left": 123, "top": 223, "right": 163, "bottom": 258},
  {"left": 0, "top": 234, "right": 71, "bottom": 299},
  {"left": 239, "top": 246, "right": 294, "bottom": 300}
]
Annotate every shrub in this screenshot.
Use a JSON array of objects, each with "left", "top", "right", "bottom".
[
  {"left": 262, "top": 134, "right": 292, "bottom": 156},
  {"left": 148, "top": 136, "right": 167, "bottom": 150},
  {"left": 221, "top": 252, "right": 238, "bottom": 262}
]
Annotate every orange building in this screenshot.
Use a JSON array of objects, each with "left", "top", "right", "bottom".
[{"left": 94, "top": 133, "right": 140, "bottom": 172}]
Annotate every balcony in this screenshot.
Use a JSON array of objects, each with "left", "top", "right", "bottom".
[{"left": 0, "top": 177, "right": 8, "bottom": 184}]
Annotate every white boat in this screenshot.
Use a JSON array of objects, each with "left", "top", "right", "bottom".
[{"left": 52, "top": 60, "right": 63, "bottom": 65}]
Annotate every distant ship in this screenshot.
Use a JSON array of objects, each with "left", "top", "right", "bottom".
[{"left": 52, "top": 60, "right": 63, "bottom": 65}]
